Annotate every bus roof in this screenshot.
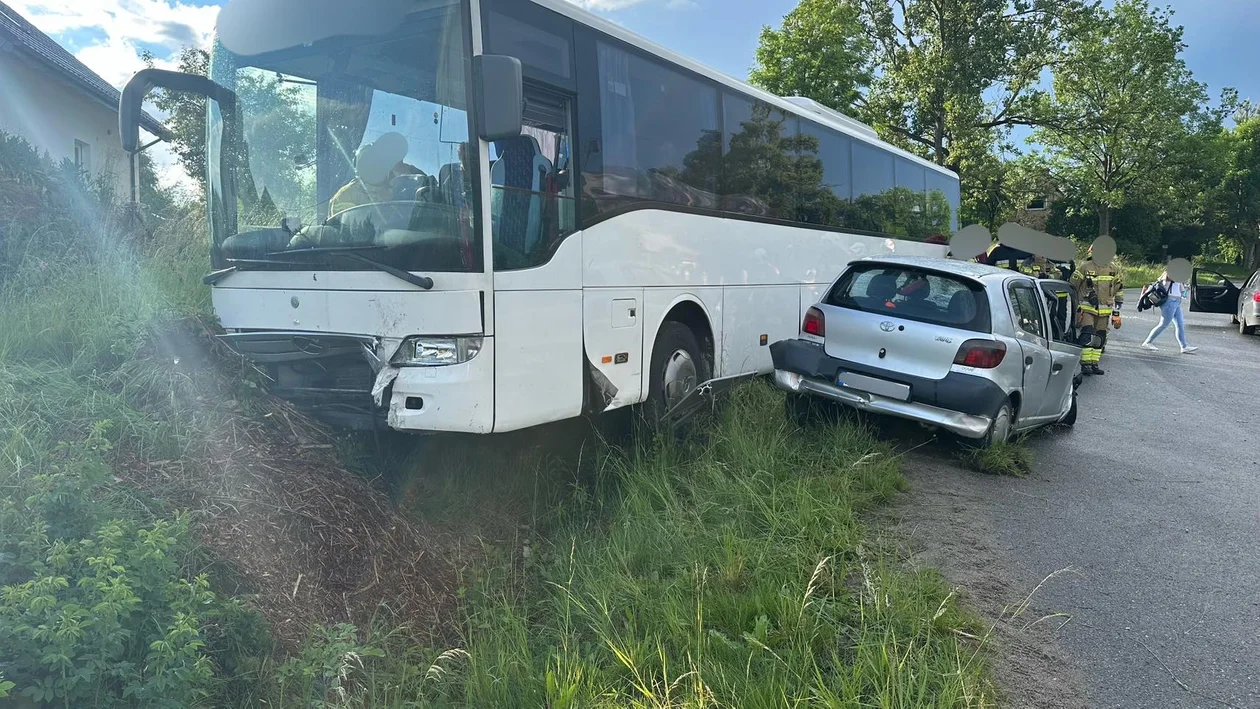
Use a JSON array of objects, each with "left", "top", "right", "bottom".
[{"left": 528, "top": 0, "right": 955, "bottom": 179}]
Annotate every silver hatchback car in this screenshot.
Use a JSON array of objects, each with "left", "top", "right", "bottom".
[{"left": 771, "top": 256, "right": 1083, "bottom": 446}]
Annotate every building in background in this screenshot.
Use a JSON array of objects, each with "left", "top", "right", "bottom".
[
  {"left": 1013, "top": 173, "right": 1061, "bottom": 233},
  {"left": 0, "top": 1, "right": 167, "bottom": 196}
]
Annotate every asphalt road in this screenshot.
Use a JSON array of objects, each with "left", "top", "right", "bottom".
[{"left": 936, "top": 291, "right": 1260, "bottom": 707}]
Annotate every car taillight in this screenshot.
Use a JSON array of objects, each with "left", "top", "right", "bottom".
[
  {"left": 802, "top": 307, "right": 825, "bottom": 337},
  {"left": 1253, "top": 292, "right": 1260, "bottom": 303},
  {"left": 954, "top": 339, "right": 1007, "bottom": 368}
]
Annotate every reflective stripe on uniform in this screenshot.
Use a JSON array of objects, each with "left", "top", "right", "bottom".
[{"left": 1081, "top": 348, "right": 1102, "bottom": 364}]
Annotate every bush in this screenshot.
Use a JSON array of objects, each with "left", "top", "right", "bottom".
[
  {"left": 0, "top": 423, "right": 261, "bottom": 707},
  {"left": 0, "top": 131, "right": 273, "bottom": 707}
]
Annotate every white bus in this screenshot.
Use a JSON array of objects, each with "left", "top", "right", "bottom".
[{"left": 121, "top": 0, "right": 959, "bottom": 433}]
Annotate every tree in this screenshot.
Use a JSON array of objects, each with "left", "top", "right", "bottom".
[
  {"left": 749, "top": 0, "right": 872, "bottom": 115},
  {"left": 147, "top": 46, "right": 316, "bottom": 217},
  {"left": 960, "top": 152, "right": 1045, "bottom": 233},
  {"left": 853, "top": 0, "right": 1089, "bottom": 168},
  {"left": 148, "top": 47, "right": 211, "bottom": 190},
  {"left": 1210, "top": 118, "right": 1260, "bottom": 269},
  {"left": 1034, "top": 0, "right": 1210, "bottom": 239}
]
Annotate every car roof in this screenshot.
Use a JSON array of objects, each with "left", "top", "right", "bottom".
[{"left": 853, "top": 255, "right": 1019, "bottom": 282}]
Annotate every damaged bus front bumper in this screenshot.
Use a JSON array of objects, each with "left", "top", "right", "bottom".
[{"left": 219, "top": 331, "right": 493, "bottom": 433}]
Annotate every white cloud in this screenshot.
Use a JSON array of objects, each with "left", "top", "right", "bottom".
[{"left": 8, "top": 0, "right": 219, "bottom": 86}]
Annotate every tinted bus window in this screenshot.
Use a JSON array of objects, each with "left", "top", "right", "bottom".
[
  {"left": 720, "top": 93, "right": 802, "bottom": 220},
  {"left": 851, "top": 140, "right": 895, "bottom": 234},
  {"left": 926, "top": 168, "right": 960, "bottom": 235},
  {"left": 590, "top": 42, "right": 721, "bottom": 214},
  {"left": 487, "top": 11, "right": 572, "bottom": 80},
  {"left": 798, "top": 122, "right": 851, "bottom": 228},
  {"left": 894, "top": 158, "right": 927, "bottom": 238}
]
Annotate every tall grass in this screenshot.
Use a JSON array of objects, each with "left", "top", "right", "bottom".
[
  {"left": 2, "top": 132, "right": 996, "bottom": 707},
  {"left": 1116, "top": 258, "right": 1162, "bottom": 289},
  {"left": 316, "top": 387, "right": 995, "bottom": 708},
  {"left": 0, "top": 133, "right": 276, "bottom": 706}
]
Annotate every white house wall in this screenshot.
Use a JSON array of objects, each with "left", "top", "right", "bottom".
[{"left": 0, "top": 51, "right": 135, "bottom": 198}]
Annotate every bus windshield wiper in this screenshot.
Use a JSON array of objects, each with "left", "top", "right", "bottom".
[
  {"left": 264, "top": 247, "right": 434, "bottom": 290},
  {"left": 205, "top": 259, "right": 293, "bottom": 284}
]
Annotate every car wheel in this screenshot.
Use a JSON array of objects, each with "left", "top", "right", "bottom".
[
  {"left": 1060, "top": 392, "right": 1078, "bottom": 427},
  {"left": 979, "top": 400, "right": 1014, "bottom": 448},
  {"left": 647, "top": 321, "right": 711, "bottom": 422},
  {"left": 1241, "top": 317, "right": 1257, "bottom": 336}
]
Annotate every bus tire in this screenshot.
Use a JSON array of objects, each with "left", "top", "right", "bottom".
[{"left": 647, "top": 321, "right": 711, "bottom": 422}]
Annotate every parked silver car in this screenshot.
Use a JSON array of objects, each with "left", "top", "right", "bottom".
[
  {"left": 771, "top": 256, "right": 1082, "bottom": 447},
  {"left": 1189, "top": 267, "right": 1260, "bottom": 335}
]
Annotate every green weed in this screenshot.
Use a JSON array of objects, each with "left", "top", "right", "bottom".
[
  {"left": 963, "top": 440, "right": 1034, "bottom": 477},
  {"left": 298, "top": 384, "right": 996, "bottom": 708}
]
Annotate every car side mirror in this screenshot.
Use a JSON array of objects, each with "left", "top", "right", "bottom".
[{"left": 474, "top": 55, "right": 523, "bottom": 142}]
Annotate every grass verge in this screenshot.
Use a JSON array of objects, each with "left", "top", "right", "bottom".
[
  {"left": 2, "top": 132, "right": 996, "bottom": 706},
  {"left": 325, "top": 384, "right": 997, "bottom": 707}
]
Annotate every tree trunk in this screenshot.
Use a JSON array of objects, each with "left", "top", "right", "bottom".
[
  {"left": 1247, "top": 237, "right": 1259, "bottom": 271},
  {"left": 1097, "top": 205, "right": 1111, "bottom": 239}
]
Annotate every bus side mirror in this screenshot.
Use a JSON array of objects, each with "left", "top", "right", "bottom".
[
  {"left": 120, "top": 69, "right": 236, "bottom": 154},
  {"left": 474, "top": 55, "right": 523, "bottom": 142},
  {"left": 120, "top": 69, "right": 238, "bottom": 203}
]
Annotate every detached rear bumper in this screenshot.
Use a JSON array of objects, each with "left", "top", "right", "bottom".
[{"left": 770, "top": 339, "right": 1003, "bottom": 439}]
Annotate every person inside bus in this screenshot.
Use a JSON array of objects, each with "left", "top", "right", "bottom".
[{"left": 329, "top": 132, "right": 424, "bottom": 216}]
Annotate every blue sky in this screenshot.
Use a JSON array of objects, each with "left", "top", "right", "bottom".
[
  {"left": 10, "top": 0, "right": 1259, "bottom": 180},
  {"left": 14, "top": 0, "right": 1255, "bottom": 101},
  {"left": 591, "top": 0, "right": 1260, "bottom": 110}
]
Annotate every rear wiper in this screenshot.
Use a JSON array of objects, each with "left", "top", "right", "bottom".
[{"left": 263, "top": 247, "right": 435, "bottom": 290}]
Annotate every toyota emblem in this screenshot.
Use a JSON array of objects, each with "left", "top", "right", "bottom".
[{"left": 880, "top": 321, "right": 897, "bottom": 332}]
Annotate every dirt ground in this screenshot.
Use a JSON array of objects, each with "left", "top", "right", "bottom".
[{"left": 872, "top": 437, "right": 1092, "bottom": 708}]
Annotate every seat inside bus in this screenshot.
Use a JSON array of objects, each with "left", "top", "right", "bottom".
[{"left": 491, "top": 135, "right": 553, "bottom": 255}]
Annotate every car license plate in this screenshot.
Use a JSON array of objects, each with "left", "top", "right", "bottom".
[{"left": 836, "top": 371, "right": 911, "bottom": 401}]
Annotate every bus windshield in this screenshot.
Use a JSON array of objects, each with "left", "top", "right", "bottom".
[{"left": 207, "top": 0, "right": 481, "bottom": 273}]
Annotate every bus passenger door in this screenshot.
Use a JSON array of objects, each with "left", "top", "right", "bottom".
[{"left": 491, "top": 86, "right": 586, "bottom": 432}]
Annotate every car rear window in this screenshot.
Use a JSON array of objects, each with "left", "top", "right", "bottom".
[{"left": 825, "top": 265, "right": 991, "bottom": 332}]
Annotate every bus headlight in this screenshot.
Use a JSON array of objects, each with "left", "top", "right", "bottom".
[{"left": 392, "top": 337, "right": 483, "bottom": 367}]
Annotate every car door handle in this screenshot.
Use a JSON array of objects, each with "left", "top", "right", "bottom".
[
  {"left": 1052, "top": 363, "right": 1064, "bottom": 374},
  {"left": 1025, "top": 356, "right": 1034, "bottom": 366}
]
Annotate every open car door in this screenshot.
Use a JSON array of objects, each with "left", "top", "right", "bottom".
[
  {"left": 1040, "top": 279, "right": 1085, "bottom": 392},
  {"left": 1039, "top": 280, "right": 1079, "bottom": 344},
  {"left": 1190, "top": 268, "right": 1240, "bottom": 314}
]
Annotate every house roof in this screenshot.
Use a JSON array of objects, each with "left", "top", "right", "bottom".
[{"left": 0, "top": 1, "right": 169, "bottom": 140}]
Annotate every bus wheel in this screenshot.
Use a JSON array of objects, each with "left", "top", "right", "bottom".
[{"left": 648, "top": 321, "right": 711, "bottom": 421}]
